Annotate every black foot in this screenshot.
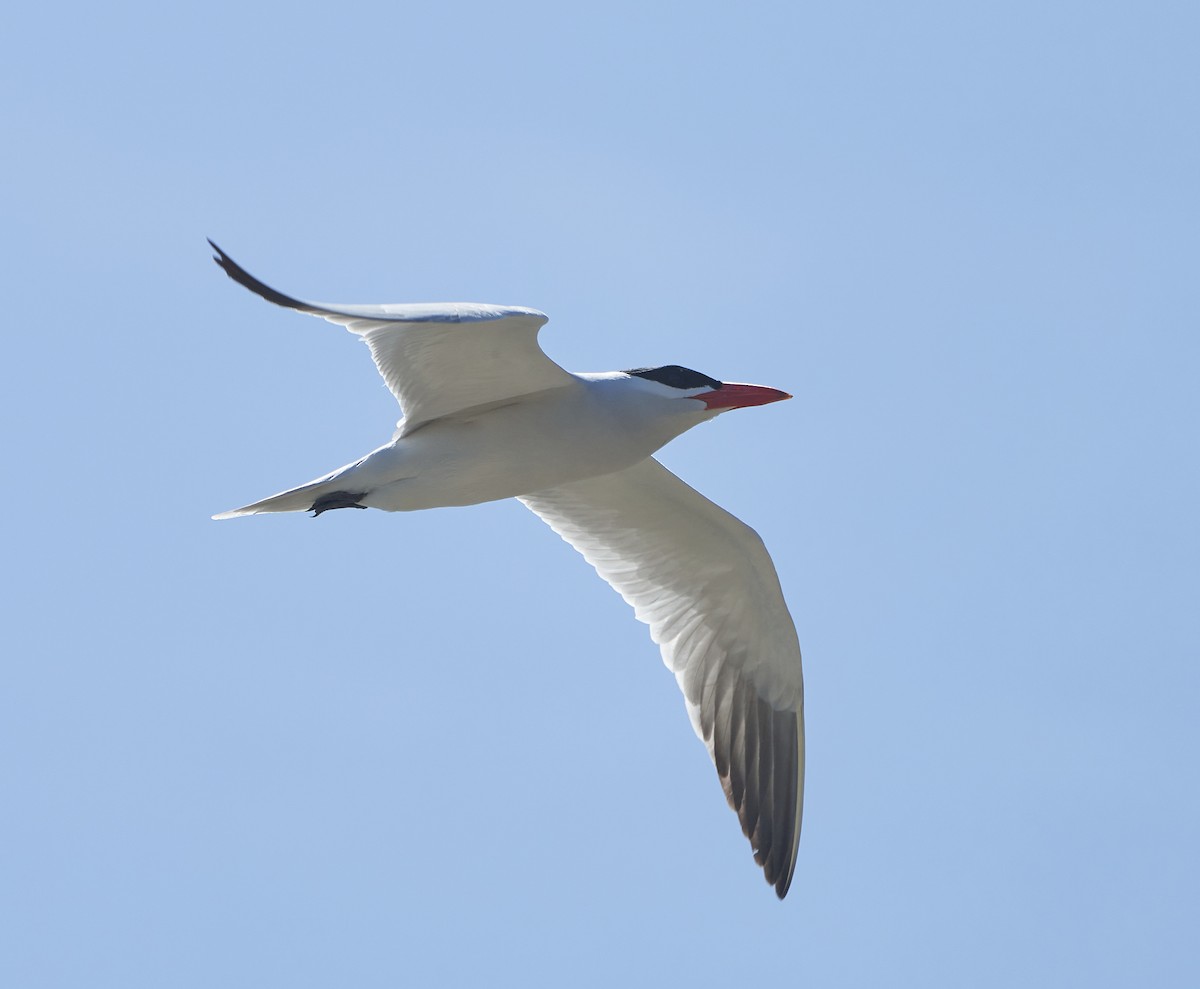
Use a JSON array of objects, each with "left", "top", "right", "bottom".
[{"left": 310, "top": 491, "right": 369, "bottom": 517}]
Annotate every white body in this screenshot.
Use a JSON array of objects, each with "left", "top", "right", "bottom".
[
  {"left": 221, "top": 373, "right": 717, "bottom": 517},
  {"left": 209, "top": 242, "right": 805, "bottom": 899}
]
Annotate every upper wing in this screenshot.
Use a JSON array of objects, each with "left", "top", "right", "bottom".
[
  {"left": 519, "top": 458, "right": 805, "bottom": 898},
  {"left": 209, "top": 241, "right": 575, "bottom": 434}
]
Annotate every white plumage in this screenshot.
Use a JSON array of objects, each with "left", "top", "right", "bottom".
[{"left": 210, "top": 242, "right": 805, "bottom": 897}]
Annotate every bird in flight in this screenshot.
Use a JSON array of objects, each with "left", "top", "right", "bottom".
[{"left": 209, "top": 241, "right": 806, "bottom": 898}]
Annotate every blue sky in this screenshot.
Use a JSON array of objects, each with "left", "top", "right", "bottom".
[{"left": 3, "top": 1, "right": 1198, "bottom": 986}]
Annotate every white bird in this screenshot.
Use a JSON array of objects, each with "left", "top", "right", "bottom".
[{"left": 209, "top": 241, "right": 806, "bottom": 898}]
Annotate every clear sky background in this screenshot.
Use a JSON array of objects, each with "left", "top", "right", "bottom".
[{"left": 3, "top": 2, "right": 1198, "bottom": 986}]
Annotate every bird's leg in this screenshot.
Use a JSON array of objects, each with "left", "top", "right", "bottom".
[{"left": 310, "top": 491, "right": 369, "bottom": 517}]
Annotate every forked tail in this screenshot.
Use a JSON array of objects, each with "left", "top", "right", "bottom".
[{"left": 212, "top": 462, "right": 363, "bottom": 520}]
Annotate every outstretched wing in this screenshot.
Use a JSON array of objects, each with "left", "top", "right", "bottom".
[
  {"left": 519, "top": 458, "right": 805, "bottom": 898},
  {"left": 209, "top": 241, "right": 574, "bottom": 434}
]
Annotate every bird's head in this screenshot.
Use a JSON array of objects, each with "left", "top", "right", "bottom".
[{"left": 623, "top": 365, "right": 792, "bottom": 413}]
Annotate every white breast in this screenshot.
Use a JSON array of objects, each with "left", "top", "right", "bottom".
[{"left": 357, "top": 377, "right": 705, "bottom": 512}]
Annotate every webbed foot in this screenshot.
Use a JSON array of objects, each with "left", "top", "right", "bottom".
[{"left": 310, "top": 491, "right": 369, "bottom": 517}]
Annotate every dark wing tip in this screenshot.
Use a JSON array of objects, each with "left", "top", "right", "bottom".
[
  {"left": 716, "top": 690, "right": 802, "bottom": 900},
  {"left": 205, "top": 238, "right": 318, "bottom": 315},
  {"left": 769, "top": 709, "right": 801, "bottom": 899}
]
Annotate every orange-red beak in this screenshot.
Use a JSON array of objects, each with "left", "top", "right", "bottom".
[{"left": 696, "top": 383, "right": 792, "bottom": 411}]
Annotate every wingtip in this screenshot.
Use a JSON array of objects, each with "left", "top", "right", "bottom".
[
  {"left": 204, "top": 240, "right": 316, "bottom": 314},
  {"left": 207, "top": 238, "right": 238, "bottom": 278}
]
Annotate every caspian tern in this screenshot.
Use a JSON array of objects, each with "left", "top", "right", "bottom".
[{"left": 209, "top": 241, "right": 805, "bottom": 898}]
